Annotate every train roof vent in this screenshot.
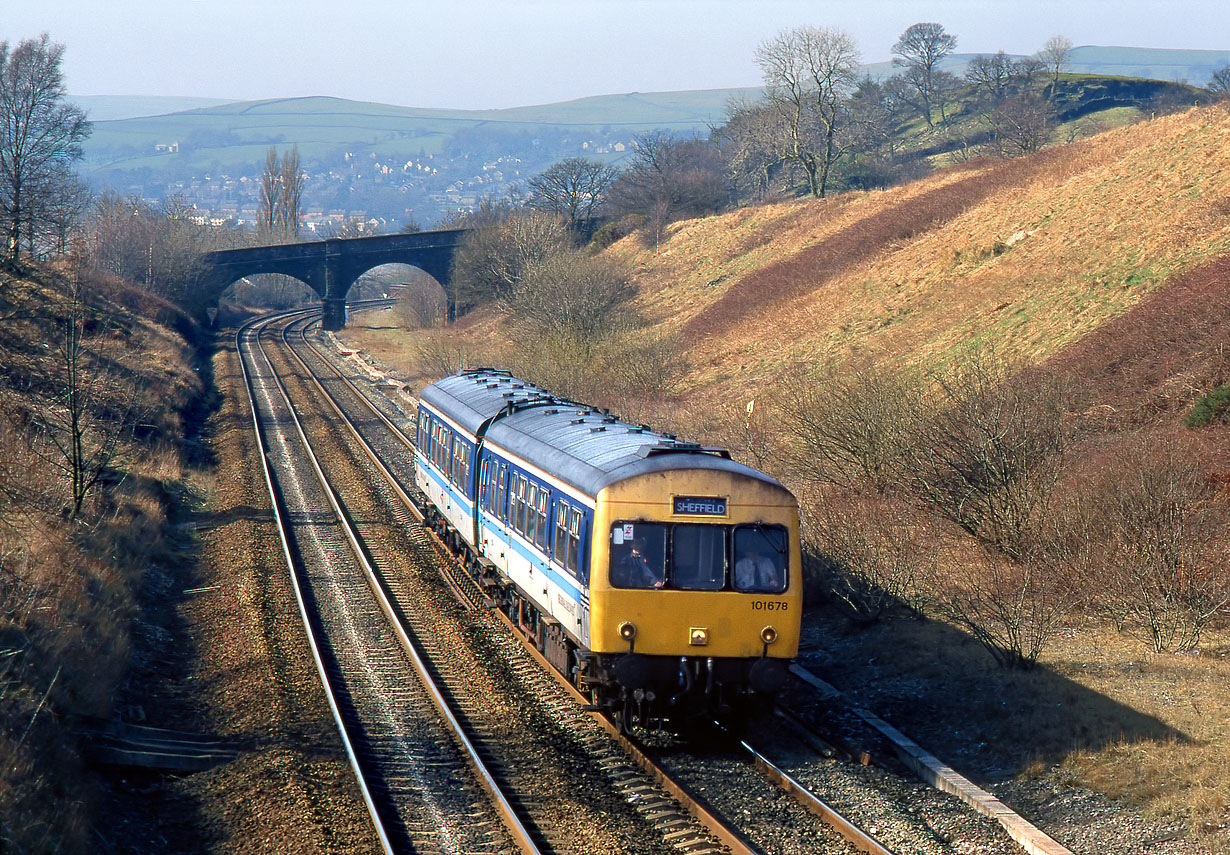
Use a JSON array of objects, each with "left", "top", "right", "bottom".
[
  {"left": 570, "top": 417, "right": 585, "bottom": 425},
  {"left": 589, "top": 425, "right": 607, "bottom": 433},
  {"left": 640, "top": 440, "right": 732, "bottom": 459},
  {"left": 626, "top": 427, "right": 644, "bottom": 434},
  {"left": 543, "top": 408, "right": 558, "bottom": 415}
]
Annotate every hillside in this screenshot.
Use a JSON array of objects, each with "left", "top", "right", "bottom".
[
  {"left": 610, "top": 104, "right": 1230, "bottom": 409},
  {"left": 339, "top": 102, "right": 1230, "bottom": 851}
]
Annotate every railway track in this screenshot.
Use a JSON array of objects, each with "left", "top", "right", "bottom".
[
  {"left": 238, "top": 311, "right": 531, "bottom": 854},
  {"left": 241, "top": 301, "right": 1066, "bottom": 855}
]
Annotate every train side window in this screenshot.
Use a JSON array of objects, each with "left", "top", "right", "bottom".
[
  {"left": 497, "top": 464, "right": 508, "bottom": 522},
  {"left": 568, "top": 510, "right": 582, "bottom": 578},
  {"left": 478, "top": 457, "right": 488, "bottom": 508},
  {"left": 535, "top": 489, "right": 550, "bottom": 551},
  {"left": 733, "top": 525, "right": 789, "bottom": 593},
  {"left": 457, "top": 440, "right": 471, "bottom": 497},
  {"left": 525, "top": 483, "right": 538, "bottom": 543},
  {"left": 416, "top": 411, "right": 428, "bottom": 451},
  {"left": 509, "top": 475, "right": 520, "bottom": 532},
  {"left": 514, "top": 476, "right": 528, "bottom": 535},
  {"left": 553, "top": 499, "right": 569, "bottom": 566}
]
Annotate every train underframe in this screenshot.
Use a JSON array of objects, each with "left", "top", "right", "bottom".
[{"left": 425, "top": 506, "right": 788, "bottom": 731}]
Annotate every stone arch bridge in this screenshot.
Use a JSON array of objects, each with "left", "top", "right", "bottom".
[{"left": 199, "top": 228, "right": 467, "bottom": 329}]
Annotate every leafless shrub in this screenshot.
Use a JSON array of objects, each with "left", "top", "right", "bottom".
[
  {"left": 450, "top": 209, "right": 571, "bottom": 315},
  {"left": 802, "top": 489, "right": 939, "bottom": 622},
  {"left": 932, "top": 536, "right": 1082, "bottom": 668},
  {"left": 394, "top": 277, "right": 447, "bottom": 329},
  {"left": 413, "top": 338, "right": 478, "bottom": 379},
  {"left": 503, "top": 250, "right": 635, "bottom": 347},
  {"left": 905, "top": 351, "right": 1076, "bottom": 561},
  {"left": 30, "top": 274, "right": 152, "bottom": 518},
  {"left": 1078, "top": 436, "right": 1230, "bottom": 652},
  {"left": 777, "top": 360, "right": 927, "bottom": 492}
]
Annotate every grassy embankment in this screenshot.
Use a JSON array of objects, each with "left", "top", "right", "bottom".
[
  {"left": 0, "top": 264, "right": 205, "bottom": 852},
  {"left": 341, "top": 103, "right": 1230, "bottom": 847}
]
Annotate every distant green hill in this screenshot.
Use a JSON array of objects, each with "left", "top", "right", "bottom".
[
  {"left": 75, "top": 45, "right": 1229, "bottom": 229},
  {"left": 71, "top": 95, "right": 237, "bottom": 121},
  {"left": 82, "top": 89, "right": 756, "bottom": 177}
]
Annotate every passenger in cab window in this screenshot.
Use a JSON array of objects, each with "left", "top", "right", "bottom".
[
  {"left": 612, "top": 537, "right": 663, "bottom": 589},
  {"left": 735, "top": 544, "right": 783, "bottom": 592}
]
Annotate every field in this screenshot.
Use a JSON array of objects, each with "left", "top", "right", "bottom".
[{"left": 338, "top": 103, "right": 1230, "bottom": 849}]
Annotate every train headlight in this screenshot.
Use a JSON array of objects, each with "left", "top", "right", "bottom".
[
  {"left": 689, "top": 627, "right": 709, "bottom": 646},
  {"left": 760, "top": 625, "right": 778, "bottom": 645},
  {"left": 618, "top": 621, "right": 637, "bottom": 641}
]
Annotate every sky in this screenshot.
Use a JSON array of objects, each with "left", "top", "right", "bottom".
[{"left": 4, "top": 0, "right": 1227, "bottom": 110}]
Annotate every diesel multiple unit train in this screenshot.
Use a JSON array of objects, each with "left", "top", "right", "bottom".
[{"left": 414, "top": 369, "right": 802, "bottom": 727}]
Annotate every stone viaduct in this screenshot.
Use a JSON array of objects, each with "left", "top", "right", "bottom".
[{"left": 199, "top": 228, "right": 467, "bottom": 329}]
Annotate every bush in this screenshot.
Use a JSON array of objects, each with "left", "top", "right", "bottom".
[
  {"left": 801, "top": 491, "right": 937, "bottom": 622},
  {"left": 1076, "top": 436, "right": 1230, "bottom": 653},
  {"left": 1184, "top": 383, "right": 1230, "bottom": 427},
  {"left": 589, "top": 214, "right": 647, "bottom": 250}
]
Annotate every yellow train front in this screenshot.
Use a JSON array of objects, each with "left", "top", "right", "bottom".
[
  {"left": 584, "top": 464, "right": 802, "bottom": 726},
  {"left": 415, "top": 369, "right": 802, "bottom": 729}
]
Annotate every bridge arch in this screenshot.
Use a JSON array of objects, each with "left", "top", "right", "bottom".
[{"left": 199, "top": 228, "right": 466, "bottom": 328}]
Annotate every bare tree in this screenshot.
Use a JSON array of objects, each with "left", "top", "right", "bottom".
[
  {"left": 277, "top": 145, "right": 302, "bottom": 240},
  {"left": 835, "top": 77, "right": 910, "bottom": 189},
  {"left": 966, "top": 52, "right": 1017, "bottom": 103},
  {"left": 449, "top": 208, "right": 570, "bottom": 315},
  {"left": 35, "top": 273, "right": 146, "bottom": 518},
  {"left": 0, "top": 34, "right": 90, "bottom": 269},
  {"left": 85, "top": 192, "right": 217, "bottom": 302},
  {"left": 1037, "top": 35, "right": 1075, "bottom": 98},
  {"left": 892, "top": 22, "right": 958, "bottom": 128},
  {"left": 258, "top": 146, "right": 279, "bottom": 241},
  {"left": 754, "top": 25, "right": 861, "bottom": 198},
  {"left": 28, "top": 170, "right": 90, "bottom": 257},
  {"left": 713, "top": 97, "right": 785, "bottom": 202},
  {"left": 526, "top": 157, "right": 616, "bottom": 232},
  {"left": 905, "top": 352, "right": 1075, "bottom": 562},
  {"left": 934, "top": 537, "right": 1081, "bottom": 668},
  {"left": 502, "top": 249, "right": 636, "bottom": 359},
  {"left": 777, "top": 361, "right": 925, "bottom": 492},
  {"left": 987, "top": 93, "right": 1055, "bottom": 156},
  {"left": 604, "top": 131, "right": 727, "bottom": 246},
  {"left": 256, "top": 144, "right": 302, "bottom": 244},
  {"left": 1208, "top": 64, "right": 1230, "bottom": 101},
  {"left": 803, "top": 490, "right": 938, "bottom": 622}
]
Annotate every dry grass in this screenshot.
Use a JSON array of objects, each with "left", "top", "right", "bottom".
[{"left": 808, "top": 613, "right": 1230, "bottom": 846}]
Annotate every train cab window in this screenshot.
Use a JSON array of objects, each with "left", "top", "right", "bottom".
[
  {"left": 609, "top": 523, "right": 666, "bottom": 589},
  {"left": 671, "top": 525, "right": 726, "bottom": 591},
  {"left": 733, "top": 525, "right": 788, "bottom": 594}
]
